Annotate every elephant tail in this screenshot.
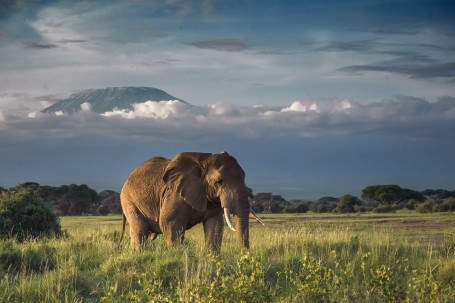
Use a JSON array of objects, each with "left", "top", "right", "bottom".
[{"left": 120, "top": 212, "right": 126, "bottom": 244}]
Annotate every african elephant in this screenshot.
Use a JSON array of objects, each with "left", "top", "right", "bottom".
[{"left": 120, "top": 151, "right": 263, "bottom": 253}]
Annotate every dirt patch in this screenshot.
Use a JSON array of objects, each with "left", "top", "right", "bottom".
[
  {"left": 102, "top": 218, "right": 122, "bottom": 222},
  {"left": 372, "top": 219, "right": 398, "bottom": 224},
  {"left": 401, "top": 220, "right": 425, "bottom": 224}
]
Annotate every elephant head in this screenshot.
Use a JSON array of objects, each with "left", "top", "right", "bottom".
[{"left": 162, "top": 151, "right": 254, "bottom": 248}]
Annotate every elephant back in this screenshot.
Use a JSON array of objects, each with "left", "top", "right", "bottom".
[{"left": 121, "top": 156, "right": 170, "bottom": 221}]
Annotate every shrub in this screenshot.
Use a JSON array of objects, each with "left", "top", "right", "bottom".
[
  {"left": 189, "top": 252, "right": 272, "bottom": 303},
  {"left": 0, "top": 240, "right": 21, "bottom": 273},
  {"left": 333, "top": 195, "right": 363, "bottom": 213},
  {"left": 416, "top": 198, "right": 455, "bottom": 213},
  {"left": 283, "top": 202, "right": 308, "bottom": 213},
  {"left": 309, "top": 201, "right": 335, "bottom": 213},
  {"left": 251, "top": 204, "right": 264, "bottom": 213},
  {"left": 296, "top": 203, "right": 309, "bottom": 213},
  {"left": 97, "top": 204, "right": 110, "bottom": 215},
  {"left": 0, "top": 187, "right": 62, "bottom": 241},
  {"left": 440, "top": 197, "right": 455, "bottom": 212},
  {"left": 0, "top": 240, "right": 57, "bottom": 273},
  {"left": 415, "top": 200, "right": 433, "bottom": 213},
  {"left": 286, "top": 253, "right": 334, "bottom": 302},
  {"left": 354, "top": 205, "right": 370, "bottom": 213},
  {"left": 372, "top": 204, "right": 396, "bottom": 213},
  {"left": 438, "top": 258, "right": 455, "bottom": 288},
  {"left": 406, "top": 199, "right": 420, "bottom": 210}
]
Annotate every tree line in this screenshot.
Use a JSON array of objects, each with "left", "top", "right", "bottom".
[
  {"left": 0, "top": 183, "right": 121, "bottom": 216},
  {"left": 250, "top": 184, "right": 455, "bottom": 214},
  {"left": 1, "top": 182, "right": 454, "bottom": 216}
]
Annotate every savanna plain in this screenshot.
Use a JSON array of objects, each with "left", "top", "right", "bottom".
[{"left": 1, "top": 212, "right": 454, "bottom": 302}]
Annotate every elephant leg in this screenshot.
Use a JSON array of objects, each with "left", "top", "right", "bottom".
[
  {"left": 126, "top": 211, "right": 149, "bottom": 250},
  {"left": 160, "top": 195, "right": 192, "bottom": 248},
  {"left": 130, "top": 233, "right": 143, "bottom": 250},
  {"left": 161, "top": 223, "right": 185, "bottom": 248},
  {"left": 159, "top": 210, "right": 187, "bottom": 248},
  {"left": 129, "top": 227, "right": 147, "bottom": 250},
  {"left": 203, "top": 213, "right": 224, "bottom": 254}
]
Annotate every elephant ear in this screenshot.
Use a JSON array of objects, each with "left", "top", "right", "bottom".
[{"left": 163, "top": 153, "right": 211, "bottom": 212}]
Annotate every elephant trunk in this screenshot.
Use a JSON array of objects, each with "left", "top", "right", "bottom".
[
  {"left": 220, "top": 188, "right": 250, "bottom": 249},
  {"left": 234, "top": 195, "right": 250, "bottom": 249}
]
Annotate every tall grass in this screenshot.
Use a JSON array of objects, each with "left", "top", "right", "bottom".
[{"left": 1, "top": 213, "right": 454, "bottom": 302}]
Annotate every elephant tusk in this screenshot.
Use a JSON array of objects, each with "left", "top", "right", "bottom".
[
  {"left": 223, "top": 208, "right": 236, "bottom": 231},
  {"left": 250, "top": 209, "right": 265, "bottom": 226}
]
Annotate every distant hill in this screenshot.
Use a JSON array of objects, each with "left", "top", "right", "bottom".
[{"left": 41, "top": 86, "right": 187, "bottom": 114}]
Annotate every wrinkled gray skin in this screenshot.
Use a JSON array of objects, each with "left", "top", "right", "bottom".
[{"left": 120, "top": 152, "right": 250, "bottom": 253}]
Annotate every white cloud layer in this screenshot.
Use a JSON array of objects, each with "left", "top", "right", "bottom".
[
  {"left": 102, "top": 100, "right": 190, "bottom": 119},
  {"left": 1, "top": 96, "right": 454, "bottom": 141}
]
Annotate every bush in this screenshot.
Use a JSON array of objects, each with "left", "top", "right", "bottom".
[
  {"left": 416, "top": 198, "right": 455, "bottom": 213},
  {"left": 0, "top": 240, "right": 21, "bottom": 273},
  {"left": 0, "top": 187, "right": 62, "bottom": 241},
  {"left": 354, "top": 205, "right": 370, "bottom": 213},
  {"left": 189, "top": 252, "right": 272, "bottom": 303},
  {"left": 439, "top": 197, "right": 455, "bottom": 212},
  {"left": 283, "top": 202, "right": 309, "bottom": 213},
  {"left": 251, "top": 204, "right": 264, "bottom": 213},
  {"left": 309, "top": 201, "right": 335, "bottom": 213},
  {"left": 415, "top": 200, "right": 433, "bottom": 213},
  {"left": 296, "top": 203, "right": 309, "bottom": 213},
  {"left": 0, "top": 240, "right": 57, "bottom": 273},
  {"left": 372, "top": 204, "right": 397, "bottom": 213},
  {"left": 333, "top": 195, "right": 363, "bottom": 213},
  {"left": 406, "top": 199, "right": 420, "bottom": 210}
]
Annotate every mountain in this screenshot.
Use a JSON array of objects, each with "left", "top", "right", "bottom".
[{"left": 41, "top": 86, "right": 187, "bottom": 114}]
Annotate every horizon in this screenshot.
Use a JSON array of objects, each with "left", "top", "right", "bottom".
[{"left": 3, "top": 177, "right": 453, "bottom": 202}]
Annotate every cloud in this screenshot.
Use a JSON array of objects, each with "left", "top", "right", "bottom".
[
  {"left": 338, "top": 61, "right": 455, "bottom": 80},
  {"left": 316, "top": 39, "right": 378, "bottom": 52},
  {"left": 311, "top": 27, "right": 455, "bottom": 82},
  {"left": 2, "top": 1, "right": 455, "bottom": 105},
  {"left": 23, "top": 41, "right": 57, "bottom": 49},
  {"left": 80, "top": 102, "right": 91, "bottom": 112},
  {"left": 29, "top": 6, "right": 91, "bottom": 48},
  {"left": 281, "top": 101, "right": 320, "bottom": 113},
  {"left": 188, "top": 39, "right": 249, "bottom": 52},
  {"left": 2, "top": 96, "right": 454, "bottom": 143},
  {"left": 161, "top": 0, "right": 219, "bottom": 16},
  {"left": 102, "top": 100, "right": 191, "bottom": 119},
  {"left": 58, "top": 39, "right": 86, "bottom": 44}
]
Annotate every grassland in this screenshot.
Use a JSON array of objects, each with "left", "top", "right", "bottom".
[{"left": 1, "top": 212, "right": 454, "bottom": 302}]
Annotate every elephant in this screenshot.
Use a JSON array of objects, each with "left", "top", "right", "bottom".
[{"left": 120, "top": 151, "right": 264, "bottom": 253}]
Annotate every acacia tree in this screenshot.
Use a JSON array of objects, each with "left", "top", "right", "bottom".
[
  {"left": 56, "top": 184, "right": 100, "bottom": 215},
  {"left": 250, "top": 193, "right": 287, "bottom": 213},
  {"left": 334, "top": 195, "right": 363, "bottom": 213},
  {"left": 98, "top": 190, "right": 122, "bottom": 214},
  {"left": 422, "top": 189, "right": 455, "bottom": 200},
  {"left": 361, "top": 185, "right": 424, "bottom": 205}
]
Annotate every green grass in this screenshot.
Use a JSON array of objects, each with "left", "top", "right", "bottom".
[{"left": 1, "top": 212, "right": 454, "bottom": 302}]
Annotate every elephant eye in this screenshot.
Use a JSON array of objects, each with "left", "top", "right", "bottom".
[{"left": 215, "top": 179, "right": 223, "bottom": 186}]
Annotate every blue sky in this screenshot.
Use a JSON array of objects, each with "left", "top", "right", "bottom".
[{"left": 0, "top": 0, "right": 454, "bottom": 199}]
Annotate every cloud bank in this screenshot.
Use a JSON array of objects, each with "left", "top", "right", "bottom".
[
  {"left": 102, "top": 100, "right": 191, "bottom": 119},
  {"left": 1, "top": 96, "right": 454, "bottom": 142}
]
